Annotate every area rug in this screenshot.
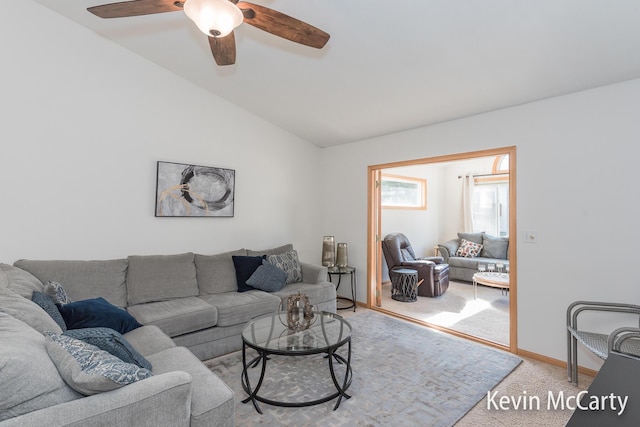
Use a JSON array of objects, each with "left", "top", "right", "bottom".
[{"left": 205, "top": 311, "right": 521, "bottom": 426}]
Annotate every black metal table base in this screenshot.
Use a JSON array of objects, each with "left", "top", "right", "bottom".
[
  {"left": 328, "top": 267, "right": 357, "bottom": 312},
  {"left": 241, "top": 341, "right": 353, "bottom": 413}
]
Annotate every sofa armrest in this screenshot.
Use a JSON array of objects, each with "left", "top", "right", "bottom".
[
  {"left": 299, "top": 262, "right": 328, "bottom": 284},
  {"left": 0, "top": 372, "right": 193, "bottom": 427}
]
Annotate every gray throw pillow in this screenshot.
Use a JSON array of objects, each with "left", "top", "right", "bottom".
[
  {"left": 64, "top": 327, "right": 152, "bottom": 370},
  {"left": 45, "top": 333, "right": 152, "bottom": 396},
  {"left": 31, "top": 291, "right": 67, "bottom": 331},
  {"left": 480, "top": 234, "right": 509, "bottom": 259},
  {"left": 246, "top": 260, "right": 288, "bottom": 292},
  {"left": 267, "top": 250, "right": 303, "bottom": 285}
]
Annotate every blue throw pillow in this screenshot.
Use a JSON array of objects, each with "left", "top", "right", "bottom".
[
  {"left": 64, "top": 327, "right": 152, "bottom": 370},
  {"left": 232, "top": 255, "right": 266, "bottom": 292},
  {"left": 246, "top": 260, "right": 288, "bottom": 292},
  {"left": 31, "top": 291, "right": 67, "bottom": 331},
  {"left": 58, "top": 297, "right": 142, "bottom": 334}
]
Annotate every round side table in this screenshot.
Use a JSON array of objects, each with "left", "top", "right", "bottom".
[
  {"left": 327, "top": 266, "right": 356, "bottom": 311},
  {"left": 390, "top": 268, "right": 419, "bottom": 302}
]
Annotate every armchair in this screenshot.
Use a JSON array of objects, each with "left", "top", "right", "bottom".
[
  {"left": 566, "top": 301, "right": 640, "bottom": 385},
  {"left": 382, "top": 233, "right": 449, "bottom": 297}
]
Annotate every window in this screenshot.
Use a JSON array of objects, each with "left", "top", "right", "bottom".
[
  {"left": 472, "top": 155, "right": 509, "bottom": 236},
  {"left": 381, "top": 174, "right": 427, "bottom": 210}
]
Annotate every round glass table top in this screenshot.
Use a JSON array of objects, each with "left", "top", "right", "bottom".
[{"left": 242, "top": 311, "right": 352, "bottom": 355}]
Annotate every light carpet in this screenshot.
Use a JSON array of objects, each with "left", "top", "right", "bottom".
[
  {"left": 205, "top": 310, "right": 521, "bottom": 426},
  {"left": 381, "top": 280, "right": 509, "bottom": 345}
]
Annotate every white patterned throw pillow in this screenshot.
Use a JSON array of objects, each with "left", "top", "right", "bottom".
[
  {"left": 45, "top": 332, "right": 152, "bottom": 396},
  {"left": 267, "top": 250, "right": 303, "bottom": 285},
  {"left": 455, "top": 239, "right": 483, "bottom": 258},
  {"left": 44, "top": 281, "right": 72, "bottom": 305}
]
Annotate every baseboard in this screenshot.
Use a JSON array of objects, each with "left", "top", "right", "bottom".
[{"left": 517, "top": 348, "right": 598, "bottom": 378}]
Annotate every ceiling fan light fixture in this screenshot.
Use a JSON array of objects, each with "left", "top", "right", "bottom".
[{"left": 184, "top": 0, "right": 244, "bottom": 38}]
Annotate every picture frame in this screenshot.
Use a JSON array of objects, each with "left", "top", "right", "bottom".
[
  {"left": 381, "top": 174, "right": 427, "bottom": 210},
  {"left": 155, "top": 161, "right": 235, "bottom": 217}
]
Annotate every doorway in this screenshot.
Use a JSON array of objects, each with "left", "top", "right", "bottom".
[{"left": 366, "top": 147, "right": 517, "bottom": 353}]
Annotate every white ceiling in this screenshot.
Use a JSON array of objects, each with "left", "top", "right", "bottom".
[{"left": 34, "top": 0, "right": 640, "bottom": 147}]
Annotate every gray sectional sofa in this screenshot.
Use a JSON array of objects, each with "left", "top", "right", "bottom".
[
  {"left": 0, "top": 244, "right": 336, "bottom": 426},
  {"left": 437, "top": 232, "right": 509, "bottom": 282}
]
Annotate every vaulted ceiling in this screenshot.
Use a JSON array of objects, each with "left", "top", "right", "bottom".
[{"left": 34, "top": 0, "right": 640, "bottom": 147}]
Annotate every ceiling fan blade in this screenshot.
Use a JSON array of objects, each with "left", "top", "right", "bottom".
[
  {"left": 88, "top": 0, "right": 184, "bottom": 19},
  {"left": 209, "top": 33, "right": 237, "bottom": 66},
  {"left": 237, "top": 2, "right": 329, "bottom": 49}
]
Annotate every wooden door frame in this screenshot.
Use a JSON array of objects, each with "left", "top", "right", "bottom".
[{"left": 366, "top": 146, "right": 518, "bottom": 354}]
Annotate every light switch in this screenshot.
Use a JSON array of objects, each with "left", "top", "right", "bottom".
[{"left": 524, "top": 231, "right": 537, "bottom": 243}]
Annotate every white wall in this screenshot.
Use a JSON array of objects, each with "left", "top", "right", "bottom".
[
  {"left": 381, "top": 164, "right": 444, "bottom": 257},
  {"left": 322, "top": 78, "right": 640, "bottom": 367},
  {"left": 0, "top": 1, "right": 323, "bottom": 262}
]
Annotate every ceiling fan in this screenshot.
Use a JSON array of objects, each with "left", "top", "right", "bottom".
[{"left": 87, "top": 0, "right": 330, "bottom": 66}]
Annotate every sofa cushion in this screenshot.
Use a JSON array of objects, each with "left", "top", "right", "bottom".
[
  {"left": 267, "top": 249, "right": 303, "bottom": 285},
  {"left": 0, "top": 287, "right": 63, "bottom": 335},
  {"left": 31, "top": 291, "right": 67, "bottom": 331},
  {"left": 127, "top": 253, "right": 198, "bottom": 305},
  {"left": 480, "top": 234, "right": 509, "bottom": 259},
  {"left": 457, "top": 232, "right": 484, "bottom": 245},
  {"left": 246, "top": 260, "right": 288, "bottom": 292},
  {"left": 455, "top": 239, "right": 483, "bottom": 258},
  {"left": 0, "top": 312, "right": 80, "bottom": 422},
  {"left": 13, "top": 259, "right": 128, "bottom": 308},
  {"left": 199, "top": 291, "right": 281, "bottom": 327},
  {"left": 232, "top": 255, "right": 266, "bottom": 292},
  {"left": 44, "top": 280, "right": 73, "bottom": 304},
  {"left": 127, "top": 297, "right": 218, "bottom": 338},
  {"left": 45, "top": 332, "right": 153, "bottom": 396},
  {"left": 0, "top": 263, "right": 44, "bottom": 298},
  {"left": 64, "top": 327, "right": 152, "bottom": 370},
  {"left": 58, "top": 297, "right": 142, "bottom": 334},
  {"left": 246, "top": 243, "right": 294, "bottom": 257},
  {"left": 195, "top": 249, "right": 247, "bottom": 294}
]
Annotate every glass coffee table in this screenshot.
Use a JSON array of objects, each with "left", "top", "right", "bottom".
[{"left": 241, "top": 311, "right": 353, "bottom": 413}]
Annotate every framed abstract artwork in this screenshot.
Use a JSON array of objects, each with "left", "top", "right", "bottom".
[{"left": 155, "top": 161, "right": 235, "bottom": 217}]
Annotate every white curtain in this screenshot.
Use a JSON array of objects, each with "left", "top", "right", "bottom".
[{"left": 462, "top": 174, "right": 475, "bottom": 233}]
